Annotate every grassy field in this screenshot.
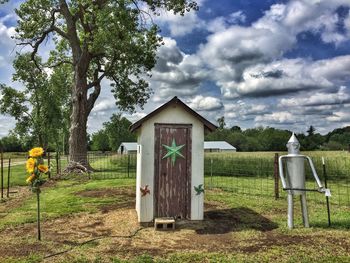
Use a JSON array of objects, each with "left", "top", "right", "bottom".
[
  {"left": 0, "top": 177, "right": 350, "bottom": 262},
  {"left": 2, "top": 151, "right": 349, "bottom": 187},
  {"left": 1, "top": 151, "right": 350, "bottom": 209},
  {"left": 205, "top": 151, "right": 350, "bottom": 180}
]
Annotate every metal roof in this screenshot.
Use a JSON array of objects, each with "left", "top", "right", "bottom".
[
  {"left": 204, "top": 141, "right": 236, "bottom": 150},
  {"left": 119, "top": 142, "right": 137, "bottom": 151}
]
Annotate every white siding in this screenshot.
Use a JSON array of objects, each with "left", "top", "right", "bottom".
[{"left": 135, "top": 104, "right": 204, "bottom": 222}]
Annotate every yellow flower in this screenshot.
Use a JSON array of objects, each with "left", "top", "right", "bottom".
[
  {"left": 28, "top": 147, "right": 44, "bottom": 158},
  {"left": 26, "top": 158, "right": 36, "bottom": 173},
  {"left": 26, "top": 174, "right": 36, "bottom": 184},
  {"left": 38, "top": 164, "right": 49, "bottom": 173}
]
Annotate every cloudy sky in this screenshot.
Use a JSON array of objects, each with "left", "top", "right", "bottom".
[{"left": 1, "top": 0, "right": 350, "bottom": 136}]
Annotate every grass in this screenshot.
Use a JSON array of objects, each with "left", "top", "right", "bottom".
[
  {"left": 205, "top": 151, "right": 350, "bottom": 180},
  {"left": 3, "top": 151, "right": 349, "bottom": 187},
  {"left": 0, "top": 178, "right": 135, "bottom": 230},
  {"left": 1, "top": 175, "right": 350, "bottom": 262},
  {"left": 205, "top": 175, "right": 350, "bottom": 206}
]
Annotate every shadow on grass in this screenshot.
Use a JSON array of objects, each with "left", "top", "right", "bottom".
[{"left": 178, "top": 207, "right": 278, "bottom": 234}]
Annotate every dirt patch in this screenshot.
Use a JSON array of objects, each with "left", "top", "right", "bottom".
[
  {"left": 193, "top": 207, "right": 278, "bottom": 234},
  {"left": 241, "top": 232, "right": 309, "bottom": 253},
  {"left": 0, "top": 242, "right": 52, "bottom": 258},
  {"left": 0, "top": 186, "right": 31, "bottom": 216},
  {"left": 2, "top": 187, "right": 350, "bottom": 261},
  {"left": 75, "top": 187, "right": 136, "bottom": 213},
  {"left": 75, "top": 187, "right": 135, "bottom": 198}
]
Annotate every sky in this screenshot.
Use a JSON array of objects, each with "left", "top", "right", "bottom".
[{"left": 1, "top": 0, "right": 350, "bottom": 137}]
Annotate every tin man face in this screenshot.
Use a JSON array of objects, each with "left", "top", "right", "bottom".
[{"left": 287, "top": 133, "right": 300, "bottom": 155}]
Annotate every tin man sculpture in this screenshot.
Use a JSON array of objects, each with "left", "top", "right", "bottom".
[{"left": 279, "top": 133, "right": 324, "bottom": 229}]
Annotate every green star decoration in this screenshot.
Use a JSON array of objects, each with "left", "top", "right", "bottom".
[{"left": 162, "top": 138, "right": 185, "bottom": 165}]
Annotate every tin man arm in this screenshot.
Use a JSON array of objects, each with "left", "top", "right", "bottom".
[
  {"left": 305, "top": 156, "right": 324, "bottom": 191},
  {"left": 278, "top": 155, "right": 288, "bottom": 189}
]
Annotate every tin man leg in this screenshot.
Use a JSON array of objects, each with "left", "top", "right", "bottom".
[
  {"left": 300, "top": 194, "right": 309, "bottom": 227},
  {"left": 287, "top": 194, "right": 294, "bottom": 229}
]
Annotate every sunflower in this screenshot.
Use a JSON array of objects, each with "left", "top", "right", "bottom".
[
  {"left": 26, "top": 158, "right": 36, "bottom": 173},
  {"left": 29, "top": 147, "right": 44, "bottom": 158},
  {"left": 26, "top": 174, "right": 36, "bottom": 184},
  {"left": 38, "top": 164, "right": 49, "bottom": 173}
]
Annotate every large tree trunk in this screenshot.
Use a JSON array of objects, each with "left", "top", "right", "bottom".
[{"left": 68, "top": 73, "right": 89, "bottom": 167}]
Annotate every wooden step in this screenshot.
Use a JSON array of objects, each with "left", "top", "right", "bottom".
[{"left": 154, "top": 217, "right": 175, "bottom": 230}]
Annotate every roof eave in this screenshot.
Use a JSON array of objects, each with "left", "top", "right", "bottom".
[{"left": 129, "top": 96, "right": 217, "bottom": 133}]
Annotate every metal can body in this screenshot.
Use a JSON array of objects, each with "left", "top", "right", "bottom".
[{"left": 286, "top": 156, "right": 305, "bottom": 195}]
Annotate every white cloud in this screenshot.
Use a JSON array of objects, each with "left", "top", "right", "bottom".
[
  {"left": 279, "top": 86, "right": 350, "bottom": 107},
  {"left": 255, "top": 112, "right": 299, "bottom": 124},
  {"left": 345, "top": 11, "right": 350, "bottom": 35},
  {"left": 310, "top": 56, "right": 350, "bottom": 85},
  {"left": 207, "top": 11, "right": 246, "bottom": 32},
  {"left": 264, "top": 0, "right": 350, "bottom": 45},
  {"left": 123, "top": 112, "right": 147, "bottom": 123},
  {"left": 326, "top": 111, "right": 350, "bottom": 122},
  {"left": 187, "top": 95, "right": 223, "bottom": 111},
  {"left": 91, "top": 99, "right": 117, "bottom": 113},
  {"left": 155, "top": 10, "right": 205, "bottom": 37},
  {"left": 198, "top": 0, "right": 350, "bottom": 99},
  {"left": 150, "top": 37, "right": 208, "bottom": 100}
]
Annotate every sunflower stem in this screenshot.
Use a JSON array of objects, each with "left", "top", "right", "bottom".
[{"left": 36, "top": 189, "right": 41, "bottom": 241}]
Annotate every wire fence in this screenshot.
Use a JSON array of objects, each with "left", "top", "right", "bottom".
[
  {"left": 204, "top": 153, "right": 350, "bottom": 207},
  {"left": 1, "top": 151, "right": 349, "bottom": 208},
  {"left": 47, "top": 152, "right": 137, "bottom": 179}
]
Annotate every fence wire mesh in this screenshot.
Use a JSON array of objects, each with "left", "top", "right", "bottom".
[
  {"left": 204, "top": 153, "right": 350, "bottom": 207},
  {"left": 1, "top": 151, "right": 349, "bottom": 208}
]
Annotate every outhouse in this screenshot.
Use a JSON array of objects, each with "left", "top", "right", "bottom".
[{"left": 130, "top": 96, "right": 217, "bottom": 223}]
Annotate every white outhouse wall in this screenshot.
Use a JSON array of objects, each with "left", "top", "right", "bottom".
[{"left": 135, "top": 104, "right": 204, "bottom": 222}]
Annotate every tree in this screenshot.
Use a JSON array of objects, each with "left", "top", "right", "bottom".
[
  {"left": 90, "top": 114, "right": 136, "bottom": 151},
  {"left": 104, "top": 113, "right": 136, "bottom": 151},
  {"left": 307, "top": 125, "right": 316, "bottom": 136},
  {"left": 0, "top": 54, "right": 71, "bottom": 150},
  {"left": 217, "top": 116, "right": 226, "bottom": 130},
  {"left": 0, "top": 133, "right": 24, "bottom": 152},
  {"left": 230, "top": 125, "right": 242, "bottom": 132},
  {"left": 91, "top": 130, "right": 110, "bottom": 152},
  {"left": 14, "top": 0, "right": 198, "bottom": 168}
]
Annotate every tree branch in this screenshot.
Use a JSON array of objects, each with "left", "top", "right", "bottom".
[
  {"left": 59, "top": 0, "right": 82, "bottom": 59},
  {"left": 17, "top": 8, "right": 69, "bottom": 70},
  {"left": 52, "top": 25, "right": 69, "bottom": 39},
  {"left": 47, "top": 60, "right": 73, "bottom": 68},
  {"left": 87, "top": 71, "right": 105, "bottom": 89},
  {"left": 87, "top": 63, "right": 103, "bottom": 114}
]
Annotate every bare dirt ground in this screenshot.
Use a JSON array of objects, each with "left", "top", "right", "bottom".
[{"left": 1, "top": 187, "right": 350, "bottom": 262}]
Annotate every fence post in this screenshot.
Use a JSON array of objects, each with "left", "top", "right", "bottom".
[
  {"left": 127, "top": 154, "right": 130, "bottom": 178},
  {"left": 1, "top": 150, "right": 3, "bottom": 199},
  {"left": 322, "top": 157, "right": 331, "bottom": 227},
  {"left": 274, "top": 153, "right": 279, "bottom": 200},
  {"left": 210, "top": 158, "right": 213, "bottom": 189},
  {"left": 56, "top": 151, "right": 59, "bottom": 175},
  {"left": 47, "top": 152, "right": 51, "bottom": 179},
  {"left": 59, "top": 151, "right": 61, "bottom": 174},
  {"left": 7, "top": 158, "right": 11, "bottom": 198}
]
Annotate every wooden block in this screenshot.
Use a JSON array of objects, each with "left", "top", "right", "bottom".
[{"left": 154, "top": 217, "right": 175, "bottom": 230}]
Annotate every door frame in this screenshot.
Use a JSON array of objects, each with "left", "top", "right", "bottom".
[{"left": 154, "top": 123, "right": 192, "bottom": 219}]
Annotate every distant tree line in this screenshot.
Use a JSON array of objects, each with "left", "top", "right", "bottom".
[
  {"left": 1, "top": 114, "right": 349, "bottom": 152},
  {"left": 206, "top": 118, "right": 350, "bottom": 152}
]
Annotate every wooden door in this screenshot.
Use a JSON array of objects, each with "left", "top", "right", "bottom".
[{"left": 154, "top": 124, "right": 192, "bottom": 219}]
